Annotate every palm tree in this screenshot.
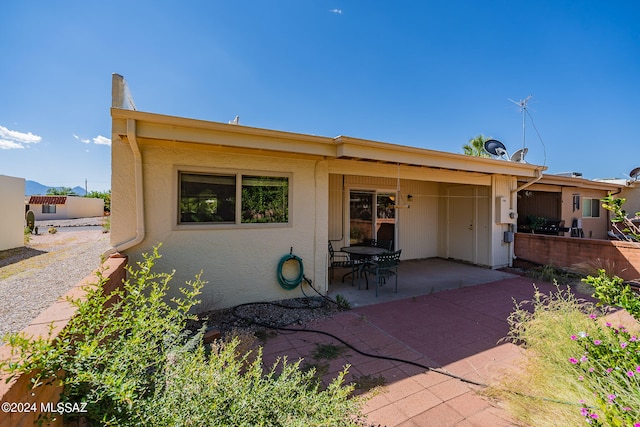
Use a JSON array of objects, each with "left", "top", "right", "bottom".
[{"left": 462, "top": 134, "right": 491, "bottom": 157}]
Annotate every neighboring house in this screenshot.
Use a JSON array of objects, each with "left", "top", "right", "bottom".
[
  {"left": 516, "top": 173, "right": 623, "bottom": 240},
  {"left": 621, "top": 181, "right": 640, "bottom": 216},
  {"left": 26, "top": 195, "right": 104, "bottom": 221},
  {"left": 597, "top": 178, "right": 640, "bottom": 219},
  {"left": 0, "top": 175, "right": 26, "bottom": 251},
  {"left": 110, "top": 74, "right": 546, "bottom": 309}
]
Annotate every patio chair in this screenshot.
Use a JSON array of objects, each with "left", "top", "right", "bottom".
[
  {"left": 328, "top": 241, "right": 357, "bottom": 283},
  {"left": 360, "top": 238, "right": 393, "bottom": 272},
  {"left": 362, "top": 249, "right": 402, "bottom": 297},
  {"left": 362, "top": 239, "right": 391, "bottom": 250},
  {"left": 374, "top": 239, "right": 393, "bottom": 251}
]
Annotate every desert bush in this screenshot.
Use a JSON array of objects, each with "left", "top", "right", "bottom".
[
  {"left": 141, "top": 339, "right": 362, "bottom": 426},
  {"left": 1, "top": 245, "right": 363, "bottom": 426},
  {"left": 499, "top": 284, "right": 640, "bottom": 426},
  {"left": 526, "top": 264, "right": 582, "bottom": 286},
  {"left": 1, "top": 245, "right": 203, "bottom": 425}
]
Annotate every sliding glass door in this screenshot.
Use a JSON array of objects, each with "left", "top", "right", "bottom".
[{"left": 349, "top": 190, "right": 396, "bottom": 248}]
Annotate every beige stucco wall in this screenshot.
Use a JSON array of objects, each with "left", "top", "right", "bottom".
[
  {"left": 112, "top": 138, "right": 328, "bottom": 310},
  {"left": 619, "top": 184, "right": 640, "bottom": 218},
  {"left": 560, "top": 187, "right": 610, "bottom": 239},
  {"left": 0, "top": 175, "right": 25, "bottom": 251},
  {"left": 65, "top": 197, "right": 104, "bottom": 218}
]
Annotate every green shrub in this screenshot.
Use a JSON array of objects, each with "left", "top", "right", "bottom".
[
  {"left": 2, "top": 245, "right": 203, "bottom": 425},
  {"left": 583, "top": 269, "right": 640, "bottom": 321},
  {"left": 142, "top": 339, "right": 362, "bottom": 426},
  {"left": 1, "top": 245, "right": 364, "bottom": 426},
  {"left": 335, "top": 294, "right": 351, "bottom": 310}
]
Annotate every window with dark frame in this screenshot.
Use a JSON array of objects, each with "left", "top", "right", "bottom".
[
  {"left": 179, "top": 173, "right": 236, "bottom": 223},
  {"left": 42, "top": 204, "right": 56, "bottom": 214},
  {"left": 241, "top": 175, "right": 288, "bottom": 223},
  {"left": 583, "top": 198, "right": 601, "bottom": 218},
  {"left": 179, "top": 172, "right": 289, "bottom": 225}
]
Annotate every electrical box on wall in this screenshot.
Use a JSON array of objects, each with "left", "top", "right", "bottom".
[{"left": 496, "top": 196, "right": 517, "bottom": 224}]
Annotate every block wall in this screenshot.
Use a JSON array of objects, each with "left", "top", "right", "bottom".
[
  {"left": 0, "top": 256, "right": 127, "bottom": 427},
  {"left": 514, "top": 233, "right": 640, "bottom": 280}
]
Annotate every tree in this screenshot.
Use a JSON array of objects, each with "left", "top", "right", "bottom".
[
  {"left": 47, "top": 186, "right": 77, "bottom": 195},
  {"left": 86, "top": 190, "right": 111, "bottom": 213},
  {"left": 462, "top": 134, "right": 491, "bottom": 158}
]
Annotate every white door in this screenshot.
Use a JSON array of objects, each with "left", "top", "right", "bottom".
[{"left": 447, "top": 186, "right": 475, "bottom": 263}]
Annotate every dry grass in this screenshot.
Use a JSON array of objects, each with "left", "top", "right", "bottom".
[
  {"left": 571, "top": 257, "right": 628, "bottom": 278},
  {"left": 490, "top": 287, "right": 603, "bottom": 426}
]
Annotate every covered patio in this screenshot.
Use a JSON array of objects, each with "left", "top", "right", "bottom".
[{"left": 327, "top": 257, "right": 518, "bottom": 307}]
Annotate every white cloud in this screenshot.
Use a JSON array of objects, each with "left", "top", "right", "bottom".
[
  {"left": 330, "top": 8, "right": 343, "bottom": 14},
  {"left": 0, "top": 139, "right": 25, "bottom": 149},
  {"left": 93, "top": 135, "right": 111, "bottom": 146},
  {"left": 0, "top": 125, "right": 42, "bottom": 149},
  {"left": 73, "top": 133, "right": 111, "bottom": 146},
  {"left": 73, "top": 134, "right": 90, "bottom": 143}
]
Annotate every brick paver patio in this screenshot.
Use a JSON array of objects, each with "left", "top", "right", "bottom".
[{"left": 260, "top": 276, "right": 562, "bottom": 426}]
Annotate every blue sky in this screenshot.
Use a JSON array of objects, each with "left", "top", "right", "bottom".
[{"left": 1, "top": 1, "right": 639, "bottom": 192}]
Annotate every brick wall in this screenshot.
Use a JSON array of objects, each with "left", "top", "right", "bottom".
[
  {"left": 514, "top": 233, "right": 640, "bottom": 280},
  {"left": 0, "top": 256, "right": 127, "bottom": 427}
]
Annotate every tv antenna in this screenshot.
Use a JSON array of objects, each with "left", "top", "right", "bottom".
[{"left": 508, "top": 95, "right": 532, "bottom": 150}]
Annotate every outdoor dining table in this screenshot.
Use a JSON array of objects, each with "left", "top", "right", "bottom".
[{"left": 340, "top": 245, "right": 389, "bottom": 287}]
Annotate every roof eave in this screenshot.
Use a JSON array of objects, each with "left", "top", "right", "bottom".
[
  {"left": 531, "top": 174, "right": 625, "bottom": 191},
  {"left": 111, "top": 109, "right": 336, "bottom": 157},
  {"left": 334, "top": 135, "right": 546, "bottom": 178}
]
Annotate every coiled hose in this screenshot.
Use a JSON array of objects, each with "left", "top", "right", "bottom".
[{"left": 277, "top": 252, "right": 305, "bottom": 290}]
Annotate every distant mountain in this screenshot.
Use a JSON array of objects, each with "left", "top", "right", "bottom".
[{"left": 25, "top": 180, "right": 87, "bottom": 196}]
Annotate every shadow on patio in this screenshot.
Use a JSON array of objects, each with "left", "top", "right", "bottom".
[{"left": 327, "top": 257, "right": 519, "bottom": 308}]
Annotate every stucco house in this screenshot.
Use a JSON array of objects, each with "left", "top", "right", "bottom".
[
  {"left": 619, "top": 180, "right": 640, "bottom": 218},
  {"left": 110, "top": 74, "right": 548, "bottom": 309},
  {"left": 516, "top": 173, "right": 623, "bottom": 239},
  {"left": 0, "top": 175, "right": 26, "bottom": 251},
  {"left": 26, "top": 195, "right": 104, "bottom": 221},
  {"left": 596, "top": 178, "right": 640, "bottom": 220}
]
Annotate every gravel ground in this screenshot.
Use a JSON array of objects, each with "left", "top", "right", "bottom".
[
  {"left": 0, "top": 219, "right": 112, "bottom": 338},
  {"left": 193, "top": 296, "right": 346, "bottom": 339},
  {"left": 0, "top": 218, "right": 342, "bottom": 341}
]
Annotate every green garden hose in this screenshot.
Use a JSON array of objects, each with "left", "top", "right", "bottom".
[{"left": 277, "top": 251, "right": 305, "bottom": 290}]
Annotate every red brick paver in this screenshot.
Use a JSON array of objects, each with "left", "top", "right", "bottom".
[{"left": 260, "top": 276, "right": 561, "bottom": 426}]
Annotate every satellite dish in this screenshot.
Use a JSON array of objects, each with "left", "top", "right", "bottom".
[
  {"left": 510, "top": 148, "right": 528, "bottom": 163},
  {"left": 484, "top": 139, "right": 509, "bottom": 159},
  {"left": 630, "top": 167, "right": 640, "bottom": 181}
]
